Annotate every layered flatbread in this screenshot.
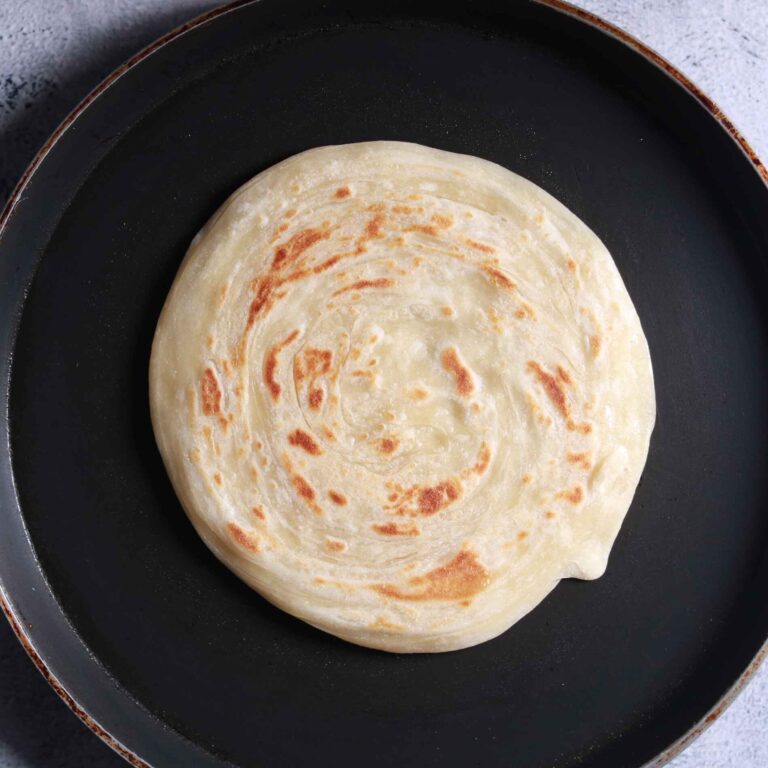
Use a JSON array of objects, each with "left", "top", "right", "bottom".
[{"left": 150, "top": 142, "right": 655, "bottom": 652}]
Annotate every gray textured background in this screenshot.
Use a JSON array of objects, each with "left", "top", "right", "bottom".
[{"left": 1, "top": 1, "right": 766, "bottom": 766}]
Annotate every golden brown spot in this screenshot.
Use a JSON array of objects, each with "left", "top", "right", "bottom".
[
  {"left": 272, "top": 226, "right": 330, "bottom": 271},
  {"left": 567, "top": 258, "right": 577, "bottom": 272},
  {"left": 313, "top": 254, "right": 342, "bottom": 274},
  {"left": 385, "top": 478, "right": 462, "bottom": 517},
  {"left": 567, "top": 419, "right": 593, "bottom": 435},
  {"left": 557, "top": 485, "right": 584, "bottom": 505},
  {"left": 417, "top": 479, "right": 461, "bottom": 517},
  {"left": 313, "top": 576, "right": 354, "bottom": 590},
  {"left": 264, "top": 329, "right": 300, "bottom": 401},
  {"left": 567, "top": 451, "right": 593, "bottom": 470},
  {"left": 431, "top": 213, "right": 453, "bottom": 229},
  {"left": 545, "top": 510, "right": 557, "bottom": 519},
  {"left": 378, "top": 437, "right": 399, "bottom": 455},
  {"left": 463, "top": 237, "right": 496, "bottom": 254},
  {"left": 373, "top": 550, "right": 489, "bottom": 602},
  {"left": 441, "top": 347, "right": 474, "bottom": 397},
  {"left": 408, "top": 194, "right": 422, "bottom": 201},
  {"left": 473, "top": 443, "right": 491, "bottom": 475},
  {"left": 308, "top": 387, "right": 324, "bottom": 410},
  {"left": 213, "top": 472, "right": 223, "bottom": 486},
  {"left": 293, "top": 474, "right": 319, "bottom": 509},
  {"left": 405, "top": 224, "right": 439, "bottom": 237},
  {"left": 351, "top": 369, "right": 374, "bottom": 379},
  {"left": 200, "top": 368, "right": 222, "bottom": 416},
  {"left": 325, "top": 538, "right": 347, "bottom": 552},
  {"left": 321, "top": 425, "right": 336, "bottom": 442},
  {"left": 328, "top": 490, "right": 347, "bottom": 506},
  {"left": 334, "top": 186, "right": 351, "bottom": 199},
  {"left": 227, "top": 523, "right": 260, "bottom": 553},
  {"left": 282, "top": 455, "right": 322, "bottom": 514},
  {"left": 515, "top": 302, "right": 536, "bottom": 320},
  {"left": 527, "top": 361, "right": 570, "bottom": 421},
  {"left": 269, "top": 222, "right": 290, "bottom": 244},
  {"left": 333, "top": 278, "right": 394, "bottom": 297},
  {"left": 579, "top": 307, "right": 603, "bottom": 359},
  {"left": 369, "top": 616, "right": 405, "bottom": 631},
  {"left": 517, "top": 531, "right": 529, "bottom": 541},
  {"left": 219, "top": 283, "right": 228, "bottom": 305},
  {"left": 206, "top": 334, "right": 214, "bottom": 350},
  {"left": 483, "top": 265, "right": 516, "bottom": 291},
  {"left": 251, "top": 506, "right": 265, "bottom": 521},
  {"left": 408, "top": 388, "right": 429, "bottom": 401},
  {"left": 247, "top": 275, "right": 277, "bottom": 327},
  {"left": 365, "top": 214, "right": 385, "bottom": 240},
  {"left": 310, "top": 349, "right": 333, "bottom": 374},
  {"left": 441, "top": 306, "right": 454, "bottom": 317},
  {"left": 525, "top": 393, "right": 552, "bottom": 426},
  {"left": 522, "top": 474, "right": 533, "bottom": 485},
  {"left": 294, "top": 347, "right": 332, "bottom": 383},
  {"left": 373, "top": 522, "right": 420, "bottom": 536},
  {"left": 486, "top": 306, "right": 503, "bottom": 335},
  {"left": 392, "top": 204, "right": 415, "bottom": 214},
  {"left": 288, "top": 429, "right": 322, "bottom": 456}
]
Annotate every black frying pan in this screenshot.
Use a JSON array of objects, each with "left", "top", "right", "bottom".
[{"left": 1, "top": 1, "right": 767, "bottom": 766}]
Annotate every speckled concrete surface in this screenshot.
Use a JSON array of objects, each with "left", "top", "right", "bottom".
[{"left": 0, "top": 1, "right": 766, "bottom": 766}]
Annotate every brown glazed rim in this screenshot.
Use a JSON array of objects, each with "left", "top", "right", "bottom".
[{"left": 1, "top": 1, "right": 766, "bottom": 766}]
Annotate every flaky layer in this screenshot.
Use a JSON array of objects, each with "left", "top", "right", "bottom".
[{"left": 150, "top": 142, "right": 655, "bottom": 652}]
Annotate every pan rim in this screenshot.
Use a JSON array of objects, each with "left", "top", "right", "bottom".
[{"left": 0, "top": 1, "right": 766, "bottom": 766}]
